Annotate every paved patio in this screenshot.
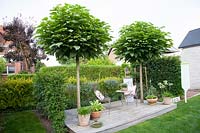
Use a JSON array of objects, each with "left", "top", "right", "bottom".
[{"left": 65, "top": 100, "right": 177, "bottom": 133}]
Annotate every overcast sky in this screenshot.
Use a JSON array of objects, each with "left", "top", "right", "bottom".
[{"left": 1, "top": 0, "right": 200, "bottom": 48}]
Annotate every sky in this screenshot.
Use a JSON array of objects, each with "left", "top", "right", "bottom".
[{"left": 1, "top": 0, "right": 200, "bottom": 65}]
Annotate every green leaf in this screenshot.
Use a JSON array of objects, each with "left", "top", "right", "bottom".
[{"left": 73, "top": 46, "right": 80, "bottom": 50}]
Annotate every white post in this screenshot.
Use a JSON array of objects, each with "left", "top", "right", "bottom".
[
  {"left": 184, "top": 91, "right": 187, "bottom": 103},
  {"left": 181, "top": 63, "right": 190, "bottom": 103}
]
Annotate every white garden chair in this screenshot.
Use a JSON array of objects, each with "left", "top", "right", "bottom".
[
  {"left": 123, "top": 78, "right": 138, "bottom": 106},
  {"left": 94, "top": 90, "right": 111, "bottom": 114}
]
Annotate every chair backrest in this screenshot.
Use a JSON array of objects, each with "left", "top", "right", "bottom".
[
  {"left": 123, "top": 78, "right": 136, "bottom": 95},
  {"left": 94, "top": 90, "right": 105, "bottom": 101}
]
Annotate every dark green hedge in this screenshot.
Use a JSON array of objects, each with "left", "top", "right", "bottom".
[
  {"left": 33, "top": 72, "right": 67, "bottom": 133},
  {"left": 40, "top": 65, "right": 122, "bottom": 80},
  {"left": 146, "top": 56, "right": 183, "bottom": 97},
  {"left": 0, "top": 79, "right": 35, "bottom": 110}
]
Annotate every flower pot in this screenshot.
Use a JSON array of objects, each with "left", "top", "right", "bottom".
[
  {"left": 163, "top": 97, "right": 172, "bottom": 105},
  {"left": 78, "top": 114, "right": 90, "bottom": 126},
  {"left": 91, "top": 111, "right": 101, "bottom": 120},
  {"left": 121, "top": 87, "right": 128, "bottom": 91},
  {"left": 147, "top": 98, "right": 158, "bottom": 105}
]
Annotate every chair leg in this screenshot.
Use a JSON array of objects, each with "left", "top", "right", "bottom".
[
  {"left": 135, "top": 95, "right": 138, "bottom": 106},
  {"left": 108, "top": 100, "right": 111, "bottom": 115}
]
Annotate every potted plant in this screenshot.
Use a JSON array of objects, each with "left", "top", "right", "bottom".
[
  {"left": 162, "top": 91, "right": 173, "bottom": 105},
  {"left": 146, "top": 95, "right": 158, "bottom": 105},
  {"left": 77, "top": 106, "right": 91, "bottom": 126},
  {"left": 90, "top": 100, "right": 105, "bottom": 120},
  {"left": 120, "top": 83, "right": 128, "bottom": 91}
]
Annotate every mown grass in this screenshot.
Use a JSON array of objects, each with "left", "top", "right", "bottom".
[
  {"left": 0, "top": 110, "right": 46, "bottom": 133},
  {"left": 117, "top": 95, "right": 200, "bottom": 133}
]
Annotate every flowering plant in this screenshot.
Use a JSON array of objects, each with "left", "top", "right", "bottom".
[{"left": 158, "top": 80, "right": 173, "bottom": 93}]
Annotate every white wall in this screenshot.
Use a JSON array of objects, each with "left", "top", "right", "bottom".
[
  {"left": 180, "top": 46, "right": 200, "bottom": 89},
  {"left": 41, "top": 55, "right": 61, "bottom": 67}
]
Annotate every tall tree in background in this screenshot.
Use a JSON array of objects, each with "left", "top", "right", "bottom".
[
  {"left": 113, "top": 21, "right": 173, "bottom": 103},
  {"left": 2, "top": 17, "right": 46, "bottom": 72},
  {"left": 36, "top": 4, "right": 111, "bottom": 108}
]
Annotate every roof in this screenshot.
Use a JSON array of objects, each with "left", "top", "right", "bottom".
[
  {"left": 165, "top": 47, "right": 179, "bottom": 53},
  {"left": 108, "top": 46, "right": 178, "bottom": 56},
  {"left": 179, "top": 28, "right": 200, "bottom": 48}
]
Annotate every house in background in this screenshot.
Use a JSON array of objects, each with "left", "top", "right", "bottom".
[
  {"left": 179, "top": 28, "right": 200, "bottom": 89},
  {"left": 0, "top": 25, "right": 24, "bottom": 74},
  {"left": 108, "top": 47, "right": 180, "bottom": 66}
]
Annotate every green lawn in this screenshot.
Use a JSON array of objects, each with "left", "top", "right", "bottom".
[
  {"left": 0, "top": 110, "right": 46, "bottom": 133},
  {"left": 118, "top": 95, "right": 200, "bottom": 133}
]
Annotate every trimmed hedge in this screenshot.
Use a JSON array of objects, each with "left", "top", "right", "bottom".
[
  {"left": 33, "top": 72, "right": 67, "bottom": 133},
  {"left": 0, "top": 58, "right": 6, "bottom": 76},
  {"left": 0, "top": 79, "right": 35, "bottom": 110},
  {"left": 146, "top": 56, "right": 183, "bottom": 97},
  {"left": 7, "top": 74, "right": 35, "bottom": 80},
  {"left": 40, "top": 65, "right": 122, "bottom": 80}
]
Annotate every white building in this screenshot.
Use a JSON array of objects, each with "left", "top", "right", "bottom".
[{"left": 179, "top": 28, "right": 200, "bottom": 89}]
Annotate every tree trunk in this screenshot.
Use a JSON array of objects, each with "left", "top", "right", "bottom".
[
  {"left": 134, "top": 67, "right": 137, "bottom": 84},
  {"left": 19, "top": 42, "right": 29, "bottom": 72},
  {"left": 145, "top": 67, "right": 148, "bottom": 91},
  {"left": 140, "top": 64, "right": 144, "bottom": 103},
  {"left": 76, "top": 56, "right": 81, "bottom": 109}
]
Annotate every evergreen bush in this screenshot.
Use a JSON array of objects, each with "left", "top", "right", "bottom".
[
  {"left": 146, "top": 56, "right": 183, "bottom": 97},
  {"left": 0, "top": 79, "right": 35, "bottom": 110},
  {"left": 40, "top": 65, "right": 122, "bottom": 80},
  {"left": 0, "top": 58, "right": 6, "bottom": 76},
  {"left": 99, "top": 77, "right": 121, "bottom": 100},
  {"left": 7, "top": 74, "right": 35, "bottom": 80},
  {"left": 33, "top": 72, "right": 67, "bottom": 133}
]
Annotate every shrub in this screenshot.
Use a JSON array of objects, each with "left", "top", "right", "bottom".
[
  {"left": 0, "top": 58, "right": 6, "bottom": 76},
  {"left": 65, "top": 76, "right": 88, "bottom": 84},
  {"left": 65, "top": 84, "right": 77, "bottom": 109},
  {"left": 0, "top": 79, "right": 35, "bottom": 110},
  {"left": 65, "top": 82, "right": 97, "bottom": 109},
  {"left": 99, "top": 77, "right": 121, "bottom": 100},
  {"left": 146, "top": 95, "right": 157, "bottom": 99},
  {"left": 158, "top": 80, "right": 173, "bottom": 95},
  {"left": 90, "top": 100, "right": 105, "bottom": 112},
  {"left": 40, "top": 65, "right": 122, "bottom": 81},
  {"left": 64, "top": 78, "right": 123, "bottom": 109},
  {"left": 35, "top": 60, "right": 46, "bottom": 72},
  {"left": 87, "top": 57, "right": 114, "bottom": 65},
  {"left": 77, "top": 106, "right": 91, "bottom": 115},
  {"left": 146, "top": 56, "right": 183, "bottom": 97},
  {"left": 162, "top": 91, "right": 173, "bottom": 98},
  {"left": 33, "top": 72, "right": 67, "bottom": 133},
  {"left": 7, "top": 74, "right": 35, "bottom": 80},
  {"left": 80, "top": 82, "right": 98, "bottom": 106}
]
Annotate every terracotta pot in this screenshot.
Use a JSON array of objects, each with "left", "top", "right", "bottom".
[
  {"left": 163, "top": 97, "right": 172, "bottom": 105},
  {"left": 147, "top": 98, "right": 158, "bottom": 105},
  {"left": 78, "top": 114, "right": 90, "bottom": 126},
  {"left": 91, "top": 111, "right": 101, "bottom": 120}
]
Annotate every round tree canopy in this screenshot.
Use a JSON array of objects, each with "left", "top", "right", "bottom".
[
  {"left": 113, "top": 21, "right": 173, "bottom": 63},
  {"left": 35, "top": 4, "right": 111, "bottom": 61}
]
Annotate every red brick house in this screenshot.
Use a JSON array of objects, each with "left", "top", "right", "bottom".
[{"left": 0, "top": 25, "right": 25, "bottom": 74}]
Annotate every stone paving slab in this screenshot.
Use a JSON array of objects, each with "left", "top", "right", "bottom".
[{"left": 65, "top": 101, "right": 177, "bottom": 133}]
